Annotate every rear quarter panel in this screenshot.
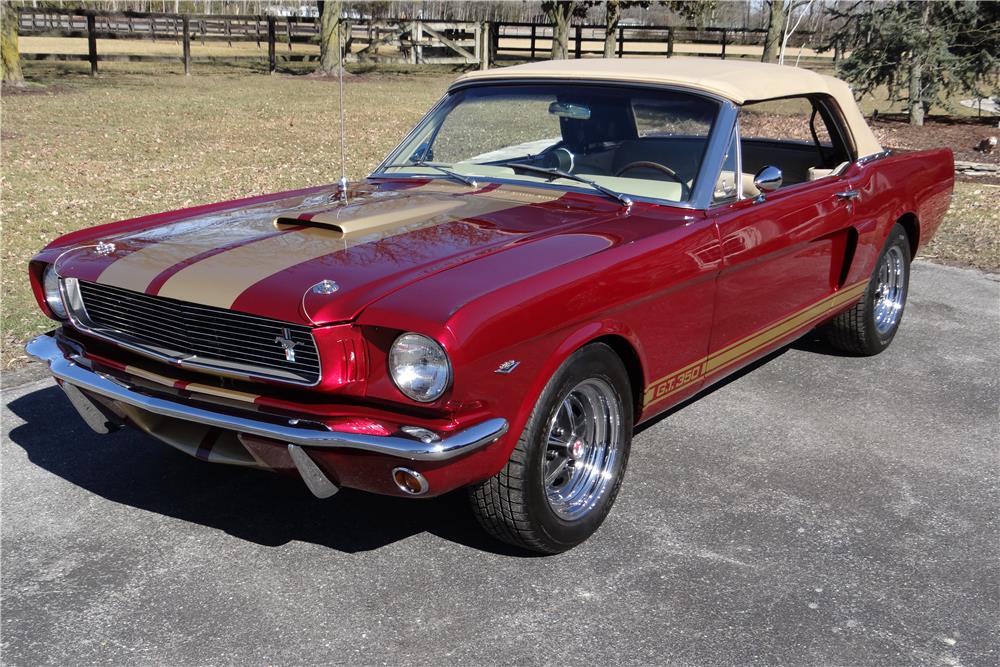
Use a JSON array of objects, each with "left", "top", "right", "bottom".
[{"left": 842, "top": 148, "right": 954, "bottom": 285}]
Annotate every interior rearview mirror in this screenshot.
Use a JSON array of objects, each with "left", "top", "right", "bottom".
[{"left": 548, "top": 102, "right": 591, "bottom": 120}]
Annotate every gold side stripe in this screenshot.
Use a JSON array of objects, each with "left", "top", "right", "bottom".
[{"left": 642, "top": 281, "right": 868, "bottom": 409}]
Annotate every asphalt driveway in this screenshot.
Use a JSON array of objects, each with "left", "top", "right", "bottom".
[{"left": 2, "top": 261, "right": 998, "bottom": 666}]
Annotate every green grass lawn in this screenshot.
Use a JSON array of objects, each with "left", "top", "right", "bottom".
[{"left": 2, "top": 61, "right": 997, "bottom": 370}]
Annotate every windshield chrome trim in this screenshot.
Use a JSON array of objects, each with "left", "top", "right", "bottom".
[
  {"left": 690, "top": 100, "right": 738, "bottom": 210},
  {"left": 370, "top": 79, "right": 735, "bottom": 211}
]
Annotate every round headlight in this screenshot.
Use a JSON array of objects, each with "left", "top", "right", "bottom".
[
  {"left": 388, "top": 333, "right": 451, "bottom": 403},
  {"left": 42, "top": 265, "right": 68, "bottom": 319}
]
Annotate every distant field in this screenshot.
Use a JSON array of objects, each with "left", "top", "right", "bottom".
[{"left": 2, "top": 61, "right": 996, "bottom": 370}]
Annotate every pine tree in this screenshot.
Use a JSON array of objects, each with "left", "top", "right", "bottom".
[{"left": 829, "top": 0, "right": 1000, "bottom": 126}]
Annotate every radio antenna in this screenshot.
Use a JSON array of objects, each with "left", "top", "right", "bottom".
[{"left": 337, "top": 24, "right": 348, "bottom": 203}]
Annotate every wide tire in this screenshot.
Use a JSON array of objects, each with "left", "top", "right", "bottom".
[
  {"left": 468, "top": 343, "right": 633, "bottom": 554},
  {"left": 824, "top": 223, "right": 911, "bottom": 355}
]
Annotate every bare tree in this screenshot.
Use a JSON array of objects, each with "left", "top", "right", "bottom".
[
  {"left": 602, "top": 1, "right": 652, "bottom": 58},
  {"left": 316, "top": 0, "right": 343, "bottom": 75},
  {"left": 761, "top": 0, "right": 786, "bottom": 63},
  {"left": 604, "top": 0, "right": 621, "bottom": 57},
  {"left": 1, "top": 2, "right": 24, "bottom": 87},
  {"left": 542, "top": 1, "right": 587, "bottom": 59}
]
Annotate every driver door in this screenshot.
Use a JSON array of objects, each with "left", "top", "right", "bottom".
[{"left": 707, "top": 96, "right": 858, "bottom": 378}]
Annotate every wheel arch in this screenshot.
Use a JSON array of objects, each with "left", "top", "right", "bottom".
[
  {"left": 895, "top": 212, "right": 920, "bottom": 258},
  {"left": 512, "top": 323, "right": 648, "bottom": 438},
  {"left": 591, "top": 334, "right": 646, "bottom": 419}
]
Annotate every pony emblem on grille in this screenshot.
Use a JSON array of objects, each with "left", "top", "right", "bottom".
[{"left": 275, "top": 328, "right": 298, "bottom": 363}]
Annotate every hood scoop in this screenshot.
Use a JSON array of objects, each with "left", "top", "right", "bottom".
[{"left": 274, "top": 197, "right": 463, "bottom": 240}]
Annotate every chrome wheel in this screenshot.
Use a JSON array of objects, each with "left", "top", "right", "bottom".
[
  {"left": 873, "top": 245, "right": 907, "bottom": 335},
  {"left": 542, "top": 378, "right": 623, "bottom": 521}
]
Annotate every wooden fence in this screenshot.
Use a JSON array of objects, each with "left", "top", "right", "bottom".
[{"left": 17, "top": 7, "right": 831, "bottom": 75}]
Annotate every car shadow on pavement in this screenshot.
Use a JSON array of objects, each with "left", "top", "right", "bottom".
[{"left": 6, "top": 385, "right": 533, "bottom": 557}]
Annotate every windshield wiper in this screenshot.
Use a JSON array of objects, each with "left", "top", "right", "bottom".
[
  {"left": 382, "top": 160, "right": 479, "bottom": 188},
  {"left": 507, "top": 163, "right": 632, "bottom": 208}
]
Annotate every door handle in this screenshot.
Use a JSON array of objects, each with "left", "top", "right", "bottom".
[{"left": 835, "top": 190, "right": 860, "bottom": 201}]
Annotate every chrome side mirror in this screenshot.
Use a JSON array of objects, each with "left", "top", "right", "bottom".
[{"left": 753, "top": 165, "right": 782, "bottom": 202}]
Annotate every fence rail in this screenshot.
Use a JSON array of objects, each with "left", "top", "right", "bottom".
[{"left": 17, "top": 8, "right": 831, "bottom": 75}]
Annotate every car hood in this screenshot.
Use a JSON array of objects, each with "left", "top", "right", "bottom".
[{"left": 52, "top": 180, "right": 620, "bottom": 326}]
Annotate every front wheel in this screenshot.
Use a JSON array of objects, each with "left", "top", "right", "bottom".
[
  {"left": 468, "top": 343, "right": 633, "bottom": 554},
  {"left": 824, "top": 223, "right": 911, "bottom": 355}
]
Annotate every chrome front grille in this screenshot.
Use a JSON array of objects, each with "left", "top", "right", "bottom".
[{"left": 72, "top": 280, "right": 321, "bottom": 385}]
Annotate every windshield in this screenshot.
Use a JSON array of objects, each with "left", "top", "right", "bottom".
[{"left": 375, "top": 84, "right": 720, "bottom": 205}]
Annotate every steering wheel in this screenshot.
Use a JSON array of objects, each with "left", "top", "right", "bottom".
[{"left": 615, "top": 161, "right": 689, "bottom": 199}]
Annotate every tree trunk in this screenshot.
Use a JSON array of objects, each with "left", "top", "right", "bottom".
[
  {"left": 316, "top": 0, "right": 343, "bottom": 75},
  {"left": 908, "top": 53, "right": 924, "bottom": 126},
  {"left": 907, "top": 1, "right": 931, "bottom": 126},
  {"left": 761, "top": 0, "right": 786, "bottom": 63},
  {"left": 603, "top": 0, "right": 620, "bottom": 58},
  {"left": 547, "top": 2, "right": 573, "bottom": 59},
  {"left": 1, "top": 2, "right": 24, "bottom": 87}
]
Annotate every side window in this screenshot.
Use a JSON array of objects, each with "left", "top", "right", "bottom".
[
  {"left": 739, "top": 96, "right": 850, "bottom": 185},
  {"left": 713, "top": 128, "right": 740, "bottom": 204},
  {"left": 740, "top": 97, "right": 833, "bottom": 146}
]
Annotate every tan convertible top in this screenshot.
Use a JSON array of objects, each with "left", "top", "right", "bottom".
[{"left": 456, "top": 58, "right": 883, "bottom": 158}]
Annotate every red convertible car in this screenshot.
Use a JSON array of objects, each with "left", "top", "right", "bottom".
[{"left": 27, "top": 59, "right": 953, "bottom": 553}]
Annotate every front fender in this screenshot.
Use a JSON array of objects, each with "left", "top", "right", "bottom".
[{"left": 442, "top": 317, "right": 647, "bottom": 484}]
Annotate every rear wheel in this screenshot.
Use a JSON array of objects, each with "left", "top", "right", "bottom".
[
  {"left": 468, "top": 343, "right": 633, "bottom": 554},
  {"left": 824, "top": 223, "right": 911, "bottom": 355}
]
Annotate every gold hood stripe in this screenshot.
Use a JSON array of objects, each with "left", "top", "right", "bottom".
[
  {"left": 95, "top": 226, "right": 271, "bottom": 293},
  {"left": 156, "top": 184, "right": 564, "bottom": 309},
  {"left": 92, "top": 181, "right": 469, "bottom": 294}
]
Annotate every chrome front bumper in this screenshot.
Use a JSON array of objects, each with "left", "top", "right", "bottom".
[{"left": 25, "top": 333, "right": 509, "bottom": 462}]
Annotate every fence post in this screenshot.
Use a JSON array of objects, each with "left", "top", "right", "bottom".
[
  {"left": 721, "top": 28, "right": 727, "bottom": 59},
  {"left": 182, "top": 15, "right": 191, "bottom": 75},
  {"left": 267, "top": 16, "right": 276, "bottom": 73},
  {"left": 617, "top": 25, "right": 624, "bottom": 57},
  {"left": 86, "top": 12, "right": 98, "bottom": 76},
  {"left": 413, "top": 20, "right": 422, "bottom": 65},
  {"left": 667, "top": 27, "right": 674, "bottom": 58},
  {"left": 286, "top": 17, "right": 292, "bottom": 52},
  {"left": 480, "top": 22, "right": 489, "bottom": 70},
  {"left": 530, "top": 24, "right": 536, "bottom": 59},
  {"left": 574, "top": 25, "right": 582, "bottom": 59}
]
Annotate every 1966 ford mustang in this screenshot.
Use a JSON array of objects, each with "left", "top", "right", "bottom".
[{"left": 27, "top": 59, "right": 953, "bottom": 553}]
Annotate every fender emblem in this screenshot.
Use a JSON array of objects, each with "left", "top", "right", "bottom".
[
  {"left": 275, "top": 328, "right": 299, "bottom": 363},
  {"left": 495, "top": 360, "right": 520, "bottom": 374}
]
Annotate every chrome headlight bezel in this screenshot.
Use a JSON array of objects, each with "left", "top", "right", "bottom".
[
  {"left": 42, "top": 264, "right": 68, "bottom": 319},
  {"left": 388, "top": 333, "right": 452, "bottom": 403}
]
